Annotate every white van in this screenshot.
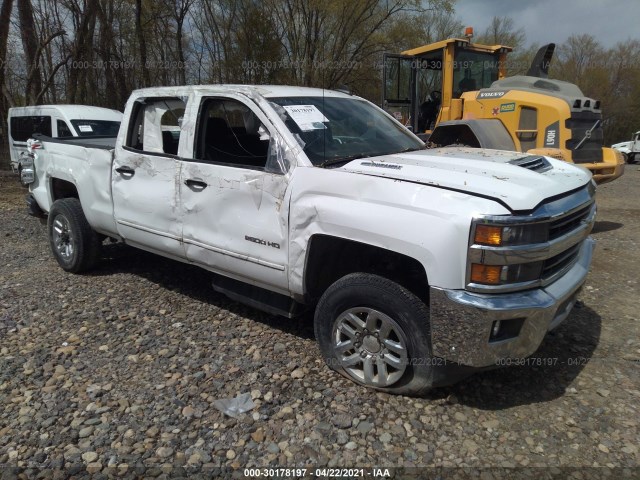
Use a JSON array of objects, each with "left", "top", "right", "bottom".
[{"left": 8, "top": 105, "right": 123, "bottom": 174}]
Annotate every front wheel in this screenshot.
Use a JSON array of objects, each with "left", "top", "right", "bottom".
[
  {"left": 48, "top": 198, "right": 102, "bottom": 273},
  {"left": 314, "top": 273, "right": 434, "bottom": 395}
]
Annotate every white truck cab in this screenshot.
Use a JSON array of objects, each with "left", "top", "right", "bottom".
[
  {"left": 8, "top": 105, "right": 122, "bottom": 180},
  {"left": 612, "top": 131, "right": 640, "bottom": 163},
  {"left": 21, "top": 85, "right": 596, "bottom": 394}
]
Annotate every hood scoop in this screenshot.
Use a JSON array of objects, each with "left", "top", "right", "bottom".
[{"left": 509, "top": 155, "right": 552, "bottom": 173}]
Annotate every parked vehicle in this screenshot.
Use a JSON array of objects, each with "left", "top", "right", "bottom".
[
  {"left": 612, "top": 131, "right": 640, "bottom": 163},
  {"left": 383, "top": 29, "right": 624, "bottom": 184},
  {"left": 8, "top": 105, "right": 122, "bottom": 183},
  {"left": 22, "top": 85, "right": 596, "bottom": 394}
]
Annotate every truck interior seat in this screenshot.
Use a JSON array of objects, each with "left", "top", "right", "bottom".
[{"left": 204, "top": 116, "right": 269, "bottom": 168}]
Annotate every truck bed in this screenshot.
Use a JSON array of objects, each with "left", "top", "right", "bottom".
[
  {"left": 32, "top": 134, "right": 117, "bottom": 149},
  {"left": 30, "top": 134, "right": 118, "bottom": 237}
]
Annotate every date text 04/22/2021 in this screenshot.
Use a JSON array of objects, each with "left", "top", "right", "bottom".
[{"left": 244, "top": 468, "right": 392, "bottom": 478}]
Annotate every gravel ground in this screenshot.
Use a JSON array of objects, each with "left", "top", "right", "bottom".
[{"left": 0, "top": 169, "right": 639, "bottom": 479}]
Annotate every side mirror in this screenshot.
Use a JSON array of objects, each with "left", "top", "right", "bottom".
[
  {"left": 264, "top": 135, "right": 291, "bottom": 175},
  {"left": 258, "top": 125, "right": 270, "bottom": 142}
]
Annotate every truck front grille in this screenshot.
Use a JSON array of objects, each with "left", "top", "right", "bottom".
[
  {"left": 467, "top": 184, "right": 595, "bottom": 293},
  {"left": 549, "top": 204, "right": 592, "bottom": 240},
  {"left": 542, "top": 242, "right": 581, "bottom": 280}
]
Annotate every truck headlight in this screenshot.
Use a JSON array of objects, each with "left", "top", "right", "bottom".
[
  {"left": 473, "top": 225, "right": 503, "bottom": 246},
  {"left": 473, "top": 224, "right": 548, "bottom": 246}
]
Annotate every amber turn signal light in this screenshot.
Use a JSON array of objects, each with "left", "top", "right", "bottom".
[
  {"left": 474, "top": 225, "right": 503, "bottom": 246},
  {"left": 470, "top": 264, "right": 502, "bottom": 284}
]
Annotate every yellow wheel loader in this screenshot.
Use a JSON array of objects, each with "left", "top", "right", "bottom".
[{"left": 382, "top": 31, "right": 624, "bottom": 184}]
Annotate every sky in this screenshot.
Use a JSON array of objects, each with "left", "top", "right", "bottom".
[{"left": 454, "top": 0, "right": 640, "bottom": 48}]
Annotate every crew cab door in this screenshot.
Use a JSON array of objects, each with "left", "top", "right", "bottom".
[
  {"left": 179, "top": 94, "right": 290, "bottom": 292},
  {"left": 112, "top": 96, "right": 187, "bottom": 259}
]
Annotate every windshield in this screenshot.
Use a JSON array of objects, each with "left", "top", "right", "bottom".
[
  {"left": 70, "top": 119, "right": 121, "bottom": 137},
  {"left": 269, "top": 96, "right": 424, "bottom": 166},
  {"left": 453, "top": 50, "right": 501, "bottom": 97}
]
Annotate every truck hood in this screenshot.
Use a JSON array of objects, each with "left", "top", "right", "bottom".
[{"left": 338, "top": 147, "right": 592, "bottom": 212}]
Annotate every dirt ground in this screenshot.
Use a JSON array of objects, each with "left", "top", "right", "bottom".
[{"left": 0, "top": 167, "right": 638, "bottom": 479}]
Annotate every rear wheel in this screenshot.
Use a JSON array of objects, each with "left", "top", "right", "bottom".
[
  {"left": 48, "top": 198, "right": 102, "bottom": 273},
  {"left": 314, "top": 273, "right": 434, "bottom": 395}
]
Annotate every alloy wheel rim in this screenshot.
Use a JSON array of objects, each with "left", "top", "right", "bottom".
[
  {"left": 332, "top": 307, "right": 408, "bottom": 387},
  {"left": 52, "top": 215, "right": 74, "bottom": 260}
]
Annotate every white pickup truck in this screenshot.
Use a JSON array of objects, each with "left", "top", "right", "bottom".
[
  {"left": 8, "top": 104, "right": 122, "bottom": 184},
  {"left": 23, "top": 85, "right": 596, "bottom": 394},
  {"left": 612, "top": 131, "right": 640, "bottom": 164}
]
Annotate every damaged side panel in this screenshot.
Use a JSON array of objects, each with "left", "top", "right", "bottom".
[
  {"left": 177, "top": 92, "right": 295, "bottom": 293},
  {"left": 180, "top": 161, "right": 291, "bottom": 293},
  {"left": 111, "top": 95, "right": 187, "bottom": 258},
  {"left": 111, "top": 152, "right": 185, "bottom": 258},
  {"left": 288, "top": 167, "right": 509, "bottom": 296},
  {"left": 30, "top": 140, "right": 117, "bottom": 236}
]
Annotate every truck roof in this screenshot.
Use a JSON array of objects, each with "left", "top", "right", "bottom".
[
  {"left": 8, "top": 104, "right": 123, "bottom": 121},
  {"left": 131, "top": 84, "right": 356, "bottom": 100}
]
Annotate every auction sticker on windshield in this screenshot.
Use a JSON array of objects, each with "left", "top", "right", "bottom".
[{"left": 283, "top": 105, "right": 328, "bottom": 131}]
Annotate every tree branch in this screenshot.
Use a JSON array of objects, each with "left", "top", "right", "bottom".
[{"left": 33, "top": 53, "right": 71, "bottom": 104}]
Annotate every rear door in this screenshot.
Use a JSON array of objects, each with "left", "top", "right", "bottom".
[
  {"left": 179, "top": 94, "right": 291, "bottom": 292},
  {"left": 111, "top": 96, "right": 187, "bottom": 259}
]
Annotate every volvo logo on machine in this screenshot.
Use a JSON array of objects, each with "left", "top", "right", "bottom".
[{"left": 478, "top": 90, "right": 508, "bottom": 99}]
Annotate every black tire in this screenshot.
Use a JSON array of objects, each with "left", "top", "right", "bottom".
[
  {"left": 622, "top": 153, "right": 630, "bottom": 164},
  {"left": 48, "top": 198, "right": 102, "bottom": 273},
  {"left": 314, "top": 273, "right": 434, "bottom": 395}
]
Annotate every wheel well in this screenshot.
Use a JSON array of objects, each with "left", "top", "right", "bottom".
[
  {"left": 51, "top": 178, "right": 79, "bottom": 201},
  {"left": 304, "top": 235, "right": 429, "bottom": 303},
  {"left": 429, "top": 124, "right": 481, "bottom": 147},
  {"left": 430, "top": 119, "right": 516, "bottom": 151}
]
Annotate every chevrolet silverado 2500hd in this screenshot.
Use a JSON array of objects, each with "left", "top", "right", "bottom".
[{"left": 22, "top": 85, "right": 596, "bottom": 394}]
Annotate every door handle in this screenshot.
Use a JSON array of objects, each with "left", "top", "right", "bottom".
[
  {"left": 115, "top": 166, "right": 135, "bottom": 176},
  {"left": 184, "top": 179, "right": 208, "bottom": 190}
]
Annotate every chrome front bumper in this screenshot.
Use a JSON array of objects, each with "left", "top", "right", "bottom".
[{"left": 429, "top": 237, "right": 594, "bottom": 367}]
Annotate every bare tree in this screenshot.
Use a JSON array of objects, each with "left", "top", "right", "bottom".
[
  {"left": 173, "top": 0, "right": 193, "bottom": 84},
  {"left": 476, "top": 16, "right": 525, "bottom": 50},
  {"left": 17, "top": 0, "right": 42, "bottom": 103},
  {"left": 0, "top": 0, "right": 14, "bottom": 168},
  {"left": 135, "top": 0, "right": 150, "bottom": 86}
]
